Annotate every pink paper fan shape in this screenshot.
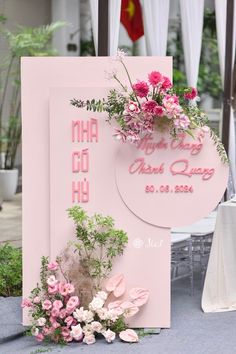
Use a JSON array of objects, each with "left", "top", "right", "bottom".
[
  {"left": 119, "top": 329, "right": 139, "bottom": 343},
  {"left": 129, "top": 288, "right": 150, "bottom": 307},
  {"left": 105, "top": 273, "right": 126, "bottom": 297}
]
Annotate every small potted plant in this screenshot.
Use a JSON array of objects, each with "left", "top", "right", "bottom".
[{"left": 0, "top": 17, "right": 65, "bottom": 201}]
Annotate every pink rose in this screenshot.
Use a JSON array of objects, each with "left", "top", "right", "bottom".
[
  {"left": 132, "top": 81, "right": 149, "bottom": 98},
  {"left": 153, "top": 105, "right": 165, "bottom": 117},
  {"left": 103, "top": 329, "right": 116, "bottom": 343},
  {"left": 52, "top": 321, "right": 60, "bottom": 329},
  {"left": 47, "top": 261, "right": 58, "bottom": 271},
  {"left": 119, "top": 329, "right": 139, "bottom": 343},
  {"left": 46, "top": 275, "right": 58, "bottom": 287},
  {"left": 51, "top": 307, "right": 60, "bottom": 318},
  {"left": 67, "top": 296, "right": 79, "bottom": 309},
  {"left": 53, "top": 300, "right": 63, "bottom": 310},
  {"left": 33, "top": 296, "right": 40, "bottom": 304},
  {"left": 66, "top": 283, "right": 75, "bottom": 294},
  {"left": 59, "top": 282, "right": 68, "bottom": 296},
  {"left": 65, "top": 316, "right": 74, "bottom": 327},
  {"left": 142, "top": 100, "right": 158, "bottom": 113},
  {"left": 59, "top": 309, "right": 67, "bottom": 319},
  {"left": 61, "top": 327, "right": 70, "bottom": 337},
  {"left": 148, "top": 71, "right": 163, "bottom": 86},
  {"left": 42, "top": 300, "right": 52, "bottom": 310},
  {"left": 48, "top": 284, "right": 59, "bottom": 295},
  {"left": 184, "top": 87, "right": 198, "bottom": 100},
  {"left": 21, "top": 298, "right": 32, "bottom": 308},
  {"left": 36, "top": 333, "right": 44, "bottom": 342}
]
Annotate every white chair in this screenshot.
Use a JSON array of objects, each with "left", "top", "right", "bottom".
[{"left": 171, "top": 233, "right": 193, "bottom": 296}]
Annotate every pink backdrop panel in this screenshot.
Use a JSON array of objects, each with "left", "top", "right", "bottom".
[
  {"left": 21, "top": 57, "right": 172, "bottom": 325},
  {"left": 49, "top": 87, "right": 171, "bottom": 328}
]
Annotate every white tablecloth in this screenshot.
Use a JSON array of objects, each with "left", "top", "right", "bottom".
[
  {"left": 172, "top": 212, "right": 216, "bottom": 235},
  {"left": 202, "top": 200, "right": 236, "bottom": 312}
]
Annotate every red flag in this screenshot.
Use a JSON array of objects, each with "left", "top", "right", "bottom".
[{"left": 120, "top": 0, "right": 144, "bottom": 42}]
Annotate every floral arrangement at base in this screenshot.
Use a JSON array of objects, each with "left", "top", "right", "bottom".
[
  {"left": 22, "top": 256, "right": 149, "bottom": 345},
  {"left": 71, "top": 49, "right": 228, "bottom": 163}
]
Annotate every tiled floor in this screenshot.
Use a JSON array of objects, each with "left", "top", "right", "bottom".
[{"left": 0, "top": 194, "right": 22, "bottom": 248}]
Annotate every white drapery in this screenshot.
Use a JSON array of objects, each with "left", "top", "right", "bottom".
[
  {"left": 142, "top": 0, "right": 170, "bottom": 56},
  {"left": 89, "top": 0, "right": 121, "bottom": 56},
  {"left": 179, "top": 0, "right": 204, "bottom": 87},
  {"left": 215, "top": 0, "right": 236, "bottom": 195}
]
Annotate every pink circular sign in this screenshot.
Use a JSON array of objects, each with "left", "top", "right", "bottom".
[{"left": 115, "top": 131, "right": 229, "bottom": 227}]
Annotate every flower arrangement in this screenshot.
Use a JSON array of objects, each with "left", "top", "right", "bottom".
[
  {"left": 22, "top": 257, "right": 149, "bottom": 345},
  {"left": 71, "top": 49, "right": 228, "bottom": 163},
  {"left": 67, "top": 206, "right": 128, "bottom": 291}
]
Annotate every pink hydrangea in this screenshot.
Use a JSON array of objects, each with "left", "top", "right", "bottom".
[
  {"left": 42, "top": 299, "right": 52, "bottom": 310},
  {"left": 174, "top": 114, "right": 190, "bottom": 130},
  {"left": 132, "top": 81, "right": 149, "bottom": 98},
  {"left": 148, "top": 71, "right": 163, "bottom": 86},
  {"left": 142, "top": 100, "right": 158, "bottom": 113},
  {"left": 47, "top": 261, "right": 58, "bottom": 271},
  {"left": 184, "top": 87, "right": 198, "bottom": 100}
]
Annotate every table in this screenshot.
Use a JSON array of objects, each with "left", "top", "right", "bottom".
[
  {"left": 172, "top": 212, "right": 216, "bottom": 235},
  {"left": 202, "top": 200, "right": 236, "bottom": 312}
]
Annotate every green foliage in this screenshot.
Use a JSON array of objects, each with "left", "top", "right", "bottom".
[
  {"left": 67, "top": 206, "right": 128, "bottom": 289},
  {"left": 0, "top": 243, "right": 22, "bottom": 296},
  {"left": 30, "top": 347, "right": 52, "bottom": 354},
  {"left": 210, "top": 128, "right": 229, "bottom": 163},
  {"left": 167, "top": 9, "right": 221, "bottom": 101},
  {"left": 0, "top": 21, "right": 65, "bottom": 169},
  {"left": 110, "top": 316, "right": 127, "bottom": 333}
]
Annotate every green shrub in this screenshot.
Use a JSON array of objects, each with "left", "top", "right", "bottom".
[{"left": 0, "top": 243, "right": 22, "bottom": 296}]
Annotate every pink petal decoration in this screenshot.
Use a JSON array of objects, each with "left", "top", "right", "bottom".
[
  {"left": 119, "top": 329, "right": 139, "bottom": 343},
  {"left": 108, "top": 300, "right": 122, "bottom": 310},
  {"left": 121, "top": 301, "right": 139, "bottom": 318},
  {"left": 129, "top": 288, "right": 150, "bottom": 307},
  {"left": 105, "top": 274, "right": 126, "bottom": 297}
]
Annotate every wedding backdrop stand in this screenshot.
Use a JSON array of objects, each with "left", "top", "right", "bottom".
[{"left": 21, "top": 56, "right": 228, "bottom": 329}]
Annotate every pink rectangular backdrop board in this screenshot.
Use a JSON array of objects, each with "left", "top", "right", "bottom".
[
  {"left": 49, "top": 87, "right": 170, "bottom": 328},
  {"left": 21, "top": 57, "right": 172, "bottom": 326}
]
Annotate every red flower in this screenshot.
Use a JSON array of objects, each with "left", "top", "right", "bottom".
[
  {"left": 161, "top": 76, "right": 172, "bottom": 90},
  {"left": 153, "top": 105, "right": 165, "bottom": 117},
  {"left": 184, "top": 87, "right": 198, "bottom": 100},
  {"left": 148, "top": 71, "right": 163, "bottom": 86},
  {"left": 132, "top": 81, "right": 149, "bottom": 98},
  {"left": 142, "top": 100, "right": 158, "bottom": 113}
]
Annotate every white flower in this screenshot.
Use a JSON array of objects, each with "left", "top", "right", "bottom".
[
  {"left": 96, "top": 291, "right": 108, "bottom": 301},
  {"left": 91, "top": 321, "right": 103, "bottom": 333},
  {"left": 115, "top": 48, "right": 127, "bottom": 61},
  {"left": 70, "top": 324, "right": 83, "bottom": 341},
  {"left": 46, "top": 275, "right": 58, "bottom": 287},
  {"left": 89, "top": 296, "right": 104, "bottom": 311},
  {"left": 37, "top": 317, "right": 46, "bottom": 326},
  {"left": 73, "top": 307, "right": 94, "bottom": 323},
  {"left": 103, "top": 329, "right": 116, "bottom": 343},
  {"left": 105, "top": 69, "right": 117, "bottom": 80},
  {"left": 83, "top": 324, "right": 93, "bottom": 335},
  {"left": 96, "top": 308, "right": 108, "bottom": 320},
  {"left": 31, "top": 327, "right": 39, "bottom": 336},
  {"left": 83, "top": 333, "right": 96, "bottom": 345},
  {"left": 106, "top": 309, "right": 119, "bottom": 322}
]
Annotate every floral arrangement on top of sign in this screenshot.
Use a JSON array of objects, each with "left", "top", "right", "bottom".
[
  {"left": 70, "top": 49, "right": 228, "bottom": 163},
  {"left": 22, "top": 206, "right": 149, "bottom": 346}
]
